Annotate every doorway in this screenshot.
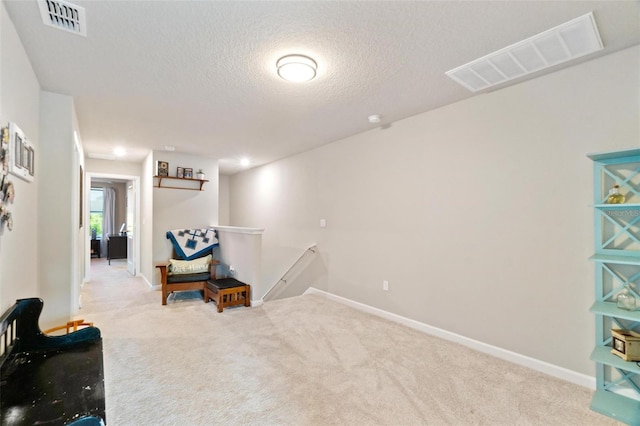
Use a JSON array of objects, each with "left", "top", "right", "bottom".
[{"left": 85, "top": 173, "right": 141, "bottom": 283}]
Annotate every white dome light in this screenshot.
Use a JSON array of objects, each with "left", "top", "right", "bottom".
[{"left": 276, "top": 54, "right": 317, "bottom": 82}]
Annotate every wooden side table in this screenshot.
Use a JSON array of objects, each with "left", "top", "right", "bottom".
[
  {"left": 90, "top": 239, "right": 100, "bottom": 258},
  {"left": 205, "top": 278, "right": 250, "bottom": 313}
]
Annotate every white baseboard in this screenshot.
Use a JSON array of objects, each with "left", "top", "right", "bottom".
[
  {"left": 141, "top": 274, "right": 158, "bottom": 290},
  {"left": 304, "top": 287, "right": 595, "bottom": 390},
  {"left": 251, "top": 299, "right": 264, "bottom": 307}
]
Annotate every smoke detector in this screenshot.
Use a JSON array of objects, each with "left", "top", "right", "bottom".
[
  {"left": 37, "top": 0, "right": 87, "bottom": 37},
  {"left": 368, "top": 115, "right": 382, "bottom": 124}
]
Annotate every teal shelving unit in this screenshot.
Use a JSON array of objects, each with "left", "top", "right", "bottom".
[{"left": 588, "top": 148, "right": 640, "bottom": 425}]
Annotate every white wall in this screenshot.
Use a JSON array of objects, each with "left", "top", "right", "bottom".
[
  {"left": 214, "top": 226, "right": 263, "bottom": 302},
  {"left": 219, "top": 174, "right": 230, "bottom": 225},
  {"left": 0, "top": 2, "right": 41, "bottom": 313},
  {"left": 140, "top": 153, "right": 154, "bottom": 285},
  {"left": 85, "top": 158, "right": 142, "bottom": 177},
  {"left": 1, "top": 6, "right": 86, "bottom": 326},
  {"left": 38, "top": 92, "right": 84, "bottom": 327},
  {"left": 71, "top": 103, "right": 84, "bottom": 318},
  {"left": 229, "top": 46, "right": 640, "bottom": 377},
  {"left": 151, "top": 151, "right": 219, "bottom": 285}
]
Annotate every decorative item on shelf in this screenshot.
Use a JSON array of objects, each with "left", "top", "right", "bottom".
[
  {"left": 611, "top": 329, "right": 640, "bottom": 361},
  {"left": 2, "top": 181, "right": 15, "bottom": 203},
  {"left": 176, "top": 167, "right": 184, "bottom": 178},
  {"left": 606, "top": 184, "right": 625, "bottom": 204},
  {"left": 0, "top": 204, "right": 12, "bottom": 231},
  {"left": 196, "top": 169, "right": 205, "bottom": 180},
  {"left": 1, "top": 126, "right": 8, "bottom": 175},
  {"left": 156, "top": 161, "right": 169, "bottom": 177},
  {"left": 617, "top": 286, "right": 637, "bottom": 311},
  {"left": 184, "top": 168, "right": 193, "bottom": 179}
]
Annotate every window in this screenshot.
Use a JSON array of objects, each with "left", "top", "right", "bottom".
[{"left": 90, "top": 188, "right": 103, "bottom": 238}]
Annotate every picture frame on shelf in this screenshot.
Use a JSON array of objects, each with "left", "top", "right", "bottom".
[
  {"left": 156, "top": 161, "right": 169, "bottom": 177},
  {"left": 176, "top": 167, "right": 184, "bottom": 178},
  {"left": 8, "top": 122, "right": 34, "bottom": 182},
  {"left": 184, "top": 168, "right": 193, "bottom": 179}
]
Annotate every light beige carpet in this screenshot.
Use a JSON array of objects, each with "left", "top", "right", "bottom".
[{"left": 79, "top": 258, "right": 618, "bottom": 426}]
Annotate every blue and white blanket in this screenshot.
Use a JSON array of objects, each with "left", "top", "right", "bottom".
[{"left": 166, "top": 228, "right": 218, "bottom": 260}]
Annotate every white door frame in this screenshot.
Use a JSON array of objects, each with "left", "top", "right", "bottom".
[
  {"left": 85, "top": 172, "right": 141, "bottom": 283},
  {"left": 126, "top": 181, "right": 136, "bottom": 275}
]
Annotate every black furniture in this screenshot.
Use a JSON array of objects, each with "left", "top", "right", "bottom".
[
  {"left": 107, "top": 234, "right": 127, "bottom": 264},
  {"left": 91, "top": 238, "right": 101, "bottom": 258},
  {"left": 0, "top": 298, "right": 106, "bottom": 425}
]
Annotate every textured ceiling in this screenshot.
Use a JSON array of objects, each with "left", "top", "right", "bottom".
[{"left": 4, "top": 1, "right": 640, "bottom": 174}]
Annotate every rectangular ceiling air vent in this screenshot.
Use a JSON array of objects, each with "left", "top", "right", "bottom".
[
  {"left": 446, "top": 12, "right": 603, "bottom": 92},
  {"left": 37, "top": 0, "right": 86, "bottom": 37},
  {"left": 87, "top": 153, "right": 116, "bottom": 161}
]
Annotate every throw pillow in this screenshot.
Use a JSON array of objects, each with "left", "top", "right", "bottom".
[{"left": 168, "top": 254, "right": 212, "bottom": 275}]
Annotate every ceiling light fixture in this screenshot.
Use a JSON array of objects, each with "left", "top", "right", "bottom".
[
  {"left": 114, "top": 147, "right": 126, "bottom": 157},
  {"left": 276, "top": 54, "right": 317, "bottom": 82},
  {"left": 368, "top": 114, "right": 382, "bottom": 124},
  {"left": 240, "top": 158, "right": 251, "bottom": 167}
]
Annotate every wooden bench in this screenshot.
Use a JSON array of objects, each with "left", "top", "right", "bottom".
[{"left": 0, "top": 298, "right": 106, "bottom": 425}]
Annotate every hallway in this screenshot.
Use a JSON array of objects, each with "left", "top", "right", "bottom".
[{"left": 76, "top": 260, "right": 611, "bottom": 426}]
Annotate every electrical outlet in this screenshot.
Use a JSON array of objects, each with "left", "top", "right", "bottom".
[
  {"left": 383, "top": 280, "right": 389, "bottom": 291},
  {"left": 229, "top": 265, "right": 236, "bottom": 276}
]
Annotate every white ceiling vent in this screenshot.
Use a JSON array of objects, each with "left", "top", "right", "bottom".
[
  {"left": 446, "top": 12, "right": 603, "bottom": 92},
  {"left": 37, "top": 0, "right": 86, "bottom": 37}
]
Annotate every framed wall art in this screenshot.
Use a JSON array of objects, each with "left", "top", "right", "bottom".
[
  {"left": 9, "top": 122, "right": 34, "bottom": 182},
  {"left": 156, "top": 160, "right": 169, "bottom": 177}
]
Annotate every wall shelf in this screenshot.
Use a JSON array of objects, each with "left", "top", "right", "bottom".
[
  {"left": 591, "top": 346, "right": 640, "bottom": 375},
  {"left": 594, "top": 203, "right": 640, "bottom": 209},
  {"left": 590, "top": 254, "right": 640, "bottom": 266},
  {"left": 590, "top": 301, "right": 640, "bottom": 322},
  {"left": 153, "top": 175, "right": 208, "bottom": 191}
]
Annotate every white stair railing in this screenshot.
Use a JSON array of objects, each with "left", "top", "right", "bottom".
[{"left": 263, "top": 244, "right": 317, "bottom": 301}]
